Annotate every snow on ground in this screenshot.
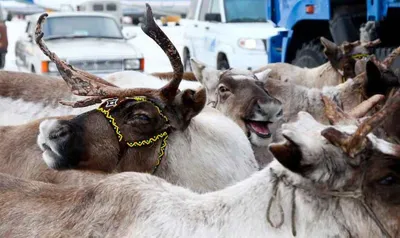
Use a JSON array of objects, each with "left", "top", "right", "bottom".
[{"left": 4, "top": 17, "right": 186, "bottom": 73}]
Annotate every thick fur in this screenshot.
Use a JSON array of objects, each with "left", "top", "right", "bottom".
[
  {"left": 0, "top": 71, "right": 201, "bottom": 126},
  {"left": 254, "top": 62, "right": 344, "bottom": 88},
  {"left": 0, "top": 111, "right": 399, "bottom": 237},
  {"left": 0, "top": 106, "right": 258, "bottom": 192},
  {"left": 191, "top": 59, "right": 283, "bottom": 168}
]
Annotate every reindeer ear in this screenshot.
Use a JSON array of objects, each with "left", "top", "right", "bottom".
[
  {"left": 365, "top": 60, "right": 385, "bottom": 97},
  {"left": 180, "top": 87, "right": 207, "bottom": 122},
  {"left": 190, "top": 58, "right": 206, "bottom": 83},
  {"left": 254, "top": 68, "right": 272, "bottom": 82},
  {"left": 269, "top": 139, "right": 303, "bottom": 173},
  {"left": 321, "top": 37, "right": 341, "bottom": 69}
]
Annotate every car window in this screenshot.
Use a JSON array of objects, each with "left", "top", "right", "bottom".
[
  {"left": 93, "top": 4, "right": 104, "bottom": 11},
  {"left": 107, "top": 4, "right": 117, "bottom": 11},
  {"left": 210, "top": 0, "right": 220, "bottom": 13},
  {"left": 187, "top": 0, "right": 198, "bottom": 20},
  {"left": 42, "top": 16, "right": 123, "bottom": 39},
  {"left": 198, "top": 0, "right": 210, "bottom": 21}
]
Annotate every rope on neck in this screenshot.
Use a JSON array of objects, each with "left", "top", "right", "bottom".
[
  {"left": 97, "top": 96, "right": 170, "bottom": 174},
  {"left": 267, "top": 168, "right": 392, "bottom": 238}
]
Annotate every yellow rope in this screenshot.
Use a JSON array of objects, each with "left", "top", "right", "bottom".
[
  {"left": 97, "top": 107, "right": 123, "bottom": 142},
  {"left": 97, "top": 96, "right": 170, "bottom": 174},
  {"left": 127, "top": 131, "right": 168, "bottom": 147}
]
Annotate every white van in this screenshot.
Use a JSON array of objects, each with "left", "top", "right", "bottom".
[
  {"left": 182, "top": 0, "right": 284, "bottom": 71},
  {"left": 76, "top": 0, "right": 123, "bottom": 24}
]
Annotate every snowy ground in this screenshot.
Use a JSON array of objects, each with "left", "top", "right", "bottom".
[{"left": 4, "top": 17, "right": 186, "bottom": 73}]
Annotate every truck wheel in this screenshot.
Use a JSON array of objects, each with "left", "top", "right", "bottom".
[
  {"left": 291, "top": 40, "right": 327, "bottom": 68},
  {"left": 217, "top": 56, "right": 230, "bottom": 70},
  {"left": 183, "top": 48, "right": 192, "bottom": 72},
  {"left": 0, "top": 53, "right": 5, "bottom": 69}
]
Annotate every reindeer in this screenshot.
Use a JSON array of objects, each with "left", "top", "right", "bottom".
[
  {"left": 157, "top": 37, "right": 380, "bottom": 89},
  {"left": 1, "top": 88, "right": 399, "bottom": 237},
  {"left": 188, "top": 59, "right": 283, "bottom": 167},
  {"left": 0, "top": 70, "right": 201, "bottom": 126},
  {"left": 0, "top": 6, "right": 259, "bottom": 192},
  {"left": 252, "top": 37, "right": 381, "bottom": 89}
]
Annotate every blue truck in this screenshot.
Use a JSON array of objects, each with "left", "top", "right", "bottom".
[{"left": 267, "top": 0, "right": 400, "bottom": 68}]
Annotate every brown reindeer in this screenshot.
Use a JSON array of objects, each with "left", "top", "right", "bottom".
[
  {"left": 0, "top": 6, "right": 259, "bottom": 192},
  {"left": 0, "top": 89, "right": 399, "bottom": 237}
]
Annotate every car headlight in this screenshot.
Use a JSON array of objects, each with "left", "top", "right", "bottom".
[
  {"left": 124, "top": 59, "right": 141, "bottom": 70},
  {"left": 238, "top": 38, "right": 265, "bottom": 51}
]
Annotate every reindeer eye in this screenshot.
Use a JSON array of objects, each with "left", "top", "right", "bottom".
[
  {"left": 133, "top": 114, "right": 150, "bottom": 121},
  {"left": 379, "top": 175, "right": 397, "bottom": 185},
  {"left": 218, "top": 85, "right": 230, "bottom": 93}
]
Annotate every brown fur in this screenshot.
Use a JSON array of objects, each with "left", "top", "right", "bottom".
[
  {"left": 0, "top": 115, "right": 108, "bottom": 185},
  {"left": 0, "top": 71, "right": 73, "bottom": 104},
  {"left": 151, "top": 72, "right": 198, "bottom": 81}
]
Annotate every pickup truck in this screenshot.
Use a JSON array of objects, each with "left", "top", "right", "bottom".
[
  {"left": 182, "top": 0, "right": 284, "bottom": 71},
  {"left": 15, "top": 11, "right": 143, "bottom": 77}
]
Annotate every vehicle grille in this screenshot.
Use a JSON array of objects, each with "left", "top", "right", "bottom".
[{"left": 68, "top": 59, "right": 124, "bottom": 72}]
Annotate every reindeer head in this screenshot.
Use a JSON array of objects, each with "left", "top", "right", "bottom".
[
  {"left": 35, "top": 6, "right": 206, "bottom": 174},
  {"left": 190, "top": 59, "right": 283, "bottom": 147},
  {"left": 269, "top": 92, "right": 400, "bottom": 237},
  {"left": 320, "top": 37, "right": 381, "bottom": 79}
]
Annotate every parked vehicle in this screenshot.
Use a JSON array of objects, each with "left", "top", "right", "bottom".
[
  {"left": 267, "top": 0, "right": 400, "bottom": 68},
  {"left": 76, "top": 0, "right": 123, "bottom": 24},
  {"left": 182, "top": 0, "right": 284, "bottom": 71},
  {"left": 15, "top": 12, "right": 143, "bottom": 77},
  {"left": 0, "top": 3, "right": 8, "bottom": 69}
]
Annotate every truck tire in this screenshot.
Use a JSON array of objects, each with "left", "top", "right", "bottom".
[
  {"left": 0, "top": 53, "right": 5, "bottom": 69},
  {"left": 291, "top": 40, "right": 327, "bottom": 68}
]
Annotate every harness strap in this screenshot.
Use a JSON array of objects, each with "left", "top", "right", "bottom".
[{"left": 97, "top": 97, "right": 170, "bottom": 174}]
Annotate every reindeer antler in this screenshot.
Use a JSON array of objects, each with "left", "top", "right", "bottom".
[
  {"left": 35, "top": 4, "right": 184, "bottom": 107},
  {"left": 382, "top": 46, "right": 400, "bottom": 67},
  {"left": 141, "top": 3, "right": 183, "bottom": 102},
  {"left": 341, "top": 38, "right": 381, "bottom": 55},
  {"left": 322, "top": 94, "right": 384, "bottom": 125},
  {"left": 324, "top": 88, "right": 400, "bottom": 157}
]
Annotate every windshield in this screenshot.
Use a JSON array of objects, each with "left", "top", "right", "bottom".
[
  {"left": 224, "top": 0, "right": 267, "bottom": 23},
  {"left": 42, "top": 16, "right": 123, "bottom": 40}
]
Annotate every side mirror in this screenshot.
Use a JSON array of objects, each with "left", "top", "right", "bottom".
[{"left": 205, "top": 13, "right": 221, "bottom": 22}]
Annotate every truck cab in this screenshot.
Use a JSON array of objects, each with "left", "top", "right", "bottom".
[
  {"left": 267, "top": 0, "right": 400, "bottom": 68},
  {"left": 182, "top": 0, "right": 284, "bottom": 71}
]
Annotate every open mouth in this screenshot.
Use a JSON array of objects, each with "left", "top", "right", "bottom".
[{"left": 245, "top": 120, "right": 272, "bottom": 138}]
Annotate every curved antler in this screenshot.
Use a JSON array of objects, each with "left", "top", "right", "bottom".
[
  {"left": 325, "top": 88, "right": 400, "bottom": 157},
  {"left": 141, "top": 3, "right": 183, "bottom": 101},
  {"left": 322, "top": 94, "right": 384, "bottom": 125},
  {"left": 382, "top": 46, "right": 400, "bottom": 67},
  {"left": 35, "top": 13, "right": 118, "bottom": 90},
  {"left": 35, "top": 5, "right": 184, "bottom": 107}
]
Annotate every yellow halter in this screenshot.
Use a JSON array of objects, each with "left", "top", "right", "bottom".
[{"left": 97, "top": 96, "right": 169, "bottom": 174}]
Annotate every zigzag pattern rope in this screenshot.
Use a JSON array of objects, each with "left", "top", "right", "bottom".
[
  {"left": 97, "top": 107, "right": 124, "bottom": 142},
  {"left": 97, "top": 97, "right": 170, "bottom": 175},
  {"left": 127, "top": 131, "right": 168, "bottom": 147}
]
